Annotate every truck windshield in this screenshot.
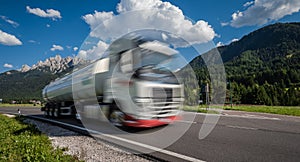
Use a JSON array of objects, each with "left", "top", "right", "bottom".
[
  {"left": 139, "top": 52, "right": 170, "bottom": 67},
  {"left": 120, "top": 47, "right": 174, "bottom": 73},
  {"left": 133, "top": 64, "right": 179, "bottom": 83}
]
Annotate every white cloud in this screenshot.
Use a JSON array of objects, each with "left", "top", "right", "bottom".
[
  {"left": 3, "top": 63, "right": 13, "bottom": 68},
  {"left": 243, "top": 1, "right": 254, "bottom": 7},
  {"left": 116, "top": 0, "right": 182, "bottom": 13},
  {"left": 230, "top": 0, "right": 300, "bottom": 27},
  {"left": 82, "top": 0, "right": 215, "bottom": 45},
  {"left": 46, "top": 24, "right": 50, "bottom": 27},
  {"left": 78, "top": 40, "right": 109, "bottom": 60},
  {"left": 28, "top": 40, "right": 40, "bottom": 44},
  {"left": 73, "top": 47, "right": 78, "bottom": 51},
  {"left": 0, "top": 29, "right": 22, "bottom": 46},
  {"left": 232, "top": 11, "right": 243, "bottom": 21},
  {"left": 82, "top": 11, "right": 114, "bottom": 32},
  {"left": 221, "top": 22, "right": 229, "bottom": 26},
  {"left": 0, "top": 15, "right": 19, "bottom": 28},
  {"left": 26, "top": 6, "right": 62, "bottom": 20},
  {"left": 50, "top": 44, "right": 64, "bottom": 51}
]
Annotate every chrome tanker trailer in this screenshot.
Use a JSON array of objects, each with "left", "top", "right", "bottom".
[{"left": 42, "top": 37, "right": 184, "bottom": 127}]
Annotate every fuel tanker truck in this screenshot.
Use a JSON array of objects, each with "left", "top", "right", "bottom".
[{"left": 42, "top": 36, "right": 184, "bottom": 127}]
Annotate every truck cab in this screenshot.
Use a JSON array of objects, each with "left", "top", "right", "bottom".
[{"left": 106, "top": 39, "right": 184, "bottom": 127}]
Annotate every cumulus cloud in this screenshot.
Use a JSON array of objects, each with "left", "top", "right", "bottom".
[
  {"left": 230, "top": 0, "right": 300, "bottom": 27},
  {"left": 82, "top": 11, "right": 114, "bottom": 32},
  {"left": 0, "top": 15, "right": 19, "bottom": 28},
  {"left": 243, "top": 1, "right": 254, "bottom": 7},
  {"left": 78, "top": 40, "right": 109, "bottom": 60},
  {"left": 0, "top": 29, "right": 22, "bottom": 46},
  {"left": 26, "top": 6, "right": 62, "bottom": 20},
  {"left": 3, "top": 63, "right": 13, "bottom": 68},
  {"left": 82, "top": 0, "right": 215, "bottom": 45},
  {"left": 50, "top": 44, "right": 64, "bottom": 51},
  {"left": 73, "top": 47, "right": 78, "bottom": 51},
  {"left": 116, "top": 0, "right": 182, "bottom": 13}
]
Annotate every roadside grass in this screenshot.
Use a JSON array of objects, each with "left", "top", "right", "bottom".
[
  {"left": 0, "top": 103, "right": 41, "bottom": 108},
  {"left": 183, "top": 104, "right": 300, "bottom": 116},
  {"left": 0, "top": 114, "right": 80, "bottom": 162},
  {"left": 223, "top": 105, "right": 300, "bottom": 116},
  {"left": 183, "top": 105, "right": 220, "bottom": 114}
]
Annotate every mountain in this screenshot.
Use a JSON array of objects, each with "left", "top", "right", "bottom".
[
  {"left": 219, "top": 22, "right": 300, "bottom": 62},
  {"left": 0, "top": 55, "right": 86, "bottom": 103},
  {"left": 190, "top": 22, "right": 300, "bottom": 106},
  {"left": 191, "top": 22, "right": 300, "bottom": 68},
  {"left": 19, "top": 55, "right": 83, "bottom": 74}
]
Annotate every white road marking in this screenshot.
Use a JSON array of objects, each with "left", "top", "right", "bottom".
[
  {"left": 224, "top": 114, "right": 281, "bottom": 120},
  {"left": 176, "top": 120, "right": 197, "bottom": 124},
  {"left": 27, "top": 115, "right": 205, "bottom": 162},
  {"left": 226, "top": 125, "right": 258, "bottom": 130},
  {"left": 193, "top": 112, "right": 281, "bottom": 121}
]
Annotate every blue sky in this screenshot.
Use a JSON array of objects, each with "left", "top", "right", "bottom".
[{"left": 0, "top": 0, "right": 300, "bottom": 73}]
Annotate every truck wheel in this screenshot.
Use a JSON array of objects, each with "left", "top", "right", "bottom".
[
  {"left": 53, "top": 107, "right": 60, "bottom": 118},
  {"left": 44, "top": 108, "right": 50, "bottom": 117},
  {"left": 49, "top": 108, "right": 52, "bottom": 117},
  {"left": 109, "top": 109, "right": 124, "bottom": 127},
  {"left": 50, "top": 107, "right": 55, "bottom": 118}
]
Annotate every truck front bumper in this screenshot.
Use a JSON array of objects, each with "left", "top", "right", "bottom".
[{"left": 123, "top": 115, "right": 180, "bottom": 127}]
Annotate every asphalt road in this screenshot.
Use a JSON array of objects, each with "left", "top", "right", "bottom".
[
  {"left": 1, "top": 106, "right": 299, "bottom": 162},
  {"left": 167, "top": 113, "right": 300, "bottom": 162}
]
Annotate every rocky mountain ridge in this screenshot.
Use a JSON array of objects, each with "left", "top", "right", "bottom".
[{"left": 19, "top": 55, "right": 83, "bottom": 74}]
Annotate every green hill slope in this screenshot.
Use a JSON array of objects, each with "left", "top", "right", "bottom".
[
  {"left": 190, "top": 22, "right": 300, "bottom": 106},
  {"left": 0, "top": 70, "right": 58, "bottom": 103}
]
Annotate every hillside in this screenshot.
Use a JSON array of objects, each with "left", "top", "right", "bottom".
[
  {"left": 0, "top": 70, "right": 57, "bottom": 103},
  {"left": 220, "top": 22, "right": 300, "bottom": 62},
  {"left": 0, "top": 55, "right": 85, "bottom": 103},
  {"left": 190, "top": 22, "right": 300, "bottom": 106}
]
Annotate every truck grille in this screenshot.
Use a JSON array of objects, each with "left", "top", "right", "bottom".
[
  {"left": 153, "top": 88, "right": 172, "bottom": 100},
  {"left": 146, "top": 88, "right": 181, "bottom": 118}
]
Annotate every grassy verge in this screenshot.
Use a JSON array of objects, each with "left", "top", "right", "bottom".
[
  {"left": 183, "top": 105, "right": 300, "bottom": 116},
  {"left": 183, "top": 105, "right": 220, "bottom": 114},
  {"left": 0, "top": 114, "right": 80, "bottom": 161},
  {"left": 224, "top": 105, "right": 300, "bottom": 116},
  {"left": 0, "top": 103, "right": 41, "bottom": 108}
]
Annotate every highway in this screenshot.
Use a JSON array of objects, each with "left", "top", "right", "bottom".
[{"left": 0, "top": 106, "right": 299, "bottom": 162}]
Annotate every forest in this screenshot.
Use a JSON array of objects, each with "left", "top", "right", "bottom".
[{"left": 191, "top": 22, "right": 300, "bottom": 106}]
